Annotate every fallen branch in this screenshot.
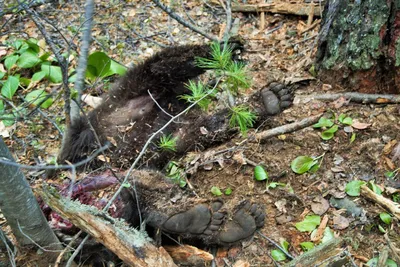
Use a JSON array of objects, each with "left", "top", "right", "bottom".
[
  {"left": 360, "top": 185, "right": 400, "bottom": 220},
  {"left": 37, "top": 185, "right": 177, "bottom": 267},
  {"left": 254, "top": 114, "right": 323, "bottom": 141},
  {"left": 232, "top": 3, "right": 322, "bottom": 17},
  {"left": 151, "top": 0, "right": 218, "bottom": 42},
  {"left": 295, "top": 93, "right": 400, "bottom": 104}
]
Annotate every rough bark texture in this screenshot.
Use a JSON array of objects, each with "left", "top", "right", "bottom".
[
  {"left": 0, "top": 138, "right": 62, "bottom": 251},
  {"left": 316, "top": 0, "right": 400, "bottom": 93}
]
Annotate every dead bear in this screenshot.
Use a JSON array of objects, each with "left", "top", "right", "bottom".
[
  {"left": 57, "top": 42, "right": 293, "bottom": 248},
  {"left": 58, "top": 42, "right": 292, "bottom": 169}
]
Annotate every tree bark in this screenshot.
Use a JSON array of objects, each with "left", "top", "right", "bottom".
[
  {"left": 316, "top": 0, "right": 400, "bottom": 93},
  {"left": 0, "top": 138, "right": 62, "bottom": 251}
]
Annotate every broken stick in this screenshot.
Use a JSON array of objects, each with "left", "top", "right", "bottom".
[
  {"left": 254, "top": 114, "right": 323, "bottom": 141},
  {"left": 361, "top": 185, "right": 400, "bottom": 220}
]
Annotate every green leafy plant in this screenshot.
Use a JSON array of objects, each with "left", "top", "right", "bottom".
[
  {"left": 291, "top": 154, "right": 323, "bottom": 174},
  {"left": 166, "top": 161, "right": 187, "bottom": 188},
  {"left": 86, "top": 51, "right": 127, "bottom": 81},
  {"left": 295, "top": 215, "right": 321, "bottom": 232},
  {"left": 271, "top": 239, "right": 289, "bottom": 262},
  {"left": 313, "top": 114, "right": 357, "bottom": 141},
  {"left": 254, "top": 165, "right": 268, "bottom": 181},
  {"left": 195, "top": 42, "right": 233, "bottom": 70},
  {"left": 385, "top": 168, "right": 399, "bottom": 179},
  {"left": 345, "top": 180, "right": 366, "bottom": 196},
  {"left": 179, "top": 81, "right": 214, "bottom": 110},
  {"left": 210, "top": 186, "right": 223, "bottom": 196},
  {"left": 229, "top": 105, "right": 257, "bottom": 135},
  {"left": 300, "top": 241, "right": 314, "bottom": 251},
  {"left": 379, "top": 213, "right": 392, "bottom": 225},
  {"left": 157, "top": 134, "right": 178, "bottom": 152}
]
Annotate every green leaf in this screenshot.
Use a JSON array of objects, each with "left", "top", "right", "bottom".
[
  {"left": 40, "top": 52, "right": 51, "bottom": 61},
  {"left": 25, "top": 38, "right": 40, "bottom": 53},
  {"left": 224, "top": 188, "right": 232, "bottom": 195},
  {"left": 4, "top": 55, "right": 19, "bottom": 70},
  {"left": 350, "top": 132, "right": 356, "bottom": 143},
  {"left": 41, "top": 64, "right": 62, "bottom": 83},
  {"left": 25, "top": 89, "right": 53, "bottom": 109},
  {"left": 1, "top": 76, "right": 19, "bottom": 99},
  {"left": 254, "top": 165, "right": 268, "bottom": 181},
  {"left": 338, "top": 114, "right": 346, "bottom": 123},
  {"left": 107, "top": 59, "right": 127, "bottom": 76},
  {"left": 368, "top": 181, "right": 382, "bottom": 195},
  {"left": 266, "top": 182, "right": 286, "bottom": 189},
  {"left": 378, "top": 224, "right": 386, "bottom": 233},
  {"left": 313, "top": 117, "right": 334, "bottom": 128},
  {"left": 32, "top": 71, "right": 47, "bottom": 82},
  {"left": 0, "top": 72, "right": 5, "bottom": 80},
  {"left": 380, "top": 213, "right": 392, "bottom": 225},
  {"left": 0, "top": 100, "right": 4, "bottom": 113},
  {"left": 280, "top": 240, "right": 289, "bottom": 252},
  {"left": 300, "top": 242, "right": 314, "bottom": 251},
  {"left": 342, "top": 117, "right": 353, "bottom": 125},
  {"left": 295, "top": 215, "right": 321, "bottom": 232},
  {"left": 367, "top": 257, "right": 397, "bottom": 267},
  {"left": 291, "top": 156, "right": 317, "bottom": 174},
  {"left": 211, "top": 186, "right": 223, "bottom": 196},
  {"left": 345, "top": 180, "right": 366, "bottom": 197},
  {"left": 271, "top": 250, "right": 286, "bottom": 261},
  {"left": 17, "top": 50, "right": 42, "bottom": 68},
  {"left": 121, "top": 182, "right": 131, "bottom": 188},
  {"left": 321, "top": 227, "right": 335, "bottom": 243},
  {"left": 309, "top": 163, "right": 320, "bottom": 173},
  {"left": 87, "top": 51, "right": 112, "bottom": 78},
  {"left": 321, "top": 125, "right": 338, "bottom": 140},
  {"left": 1, "top": 114, "right": 16, "bottom": 126}
]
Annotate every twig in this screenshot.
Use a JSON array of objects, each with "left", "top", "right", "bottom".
[
  {"left": 295, "top": 92, "right": 400, "bottom": 104},
  {"left": 151, "top": 0, "right": 219, "bottom": 42},
  {"left": 360, "top": 185, "right": 400, "bottom": 220},
  {"left": 254, "top": 114, "right": 323, "bottom": 141},
  {"left": 54, "top": 230, "right": 82, "bottom": 267},
  {"left": 0, "top": 143, "right": 110, "bottom": 170},
  {"left": 74, "top": 0, "right": 94, "bottom": 106},
  {"left": 257, "top": 231, "right": 294, "bottom": 259}
]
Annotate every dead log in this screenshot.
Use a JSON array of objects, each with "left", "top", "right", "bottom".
[
  {"left": 231, "top": 3, "right": 322, "bottom": 17},
  {"left": 294, "top": 93, "right": 400, "bottom": 104},
  {"left": 164, "top": 245, "right": 213, "bottom": 266},
  {"left": 284, "top": 238, "right": 351, "bottom": 267},
  {"left": 361, "top": 185, "right": 400, "bottom": 220},
  {"left": 37, "top": 185, "right": 177, "bottom": 267}
]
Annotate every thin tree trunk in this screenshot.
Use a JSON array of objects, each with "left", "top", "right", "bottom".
[{"left": 0, "top": 138, "right": 62, "bottom": 252}]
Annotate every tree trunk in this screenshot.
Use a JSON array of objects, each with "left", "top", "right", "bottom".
[
  {"left": 0, "top": 138, "right": 62, "bottom": 251},
  {"left": 316, "top": 0, "right": 400, "bottom": 93}
]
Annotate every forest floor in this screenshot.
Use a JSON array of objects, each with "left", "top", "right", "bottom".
[{"left": 1, "top": 0, "right": 399, "bottom": 266}]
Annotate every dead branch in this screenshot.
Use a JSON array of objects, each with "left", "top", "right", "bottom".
[
  {"left": 37, "top": 185, "right": 177, "bottom": 267},
  {"left": 360, "top": 185, "right": 400, "bottom": 220},
  {"left": 232, "top": 3, "right": 322, "bottom": 17},
  {"left": 151, "top": 0, "right": 218, "bottom": 42},
  {"left": 164, "top": 245, "right": 213, "bottom": 266},
  {"left": 295, "top": 92, "right": 400, "bottom": 104},
  {"left": 254, "top": 114, "right": 323, "bottom": 141},
  {"left": 284, "top": 238, "right": 351, "bottom": 267}
]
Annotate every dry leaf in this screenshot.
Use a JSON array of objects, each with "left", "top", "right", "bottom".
[
  {"left": 352, "top": 120, "right": 371, "bottom": 130},
  {"left": 82, "top": 94, "right": 103, "bottom": 108}
]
